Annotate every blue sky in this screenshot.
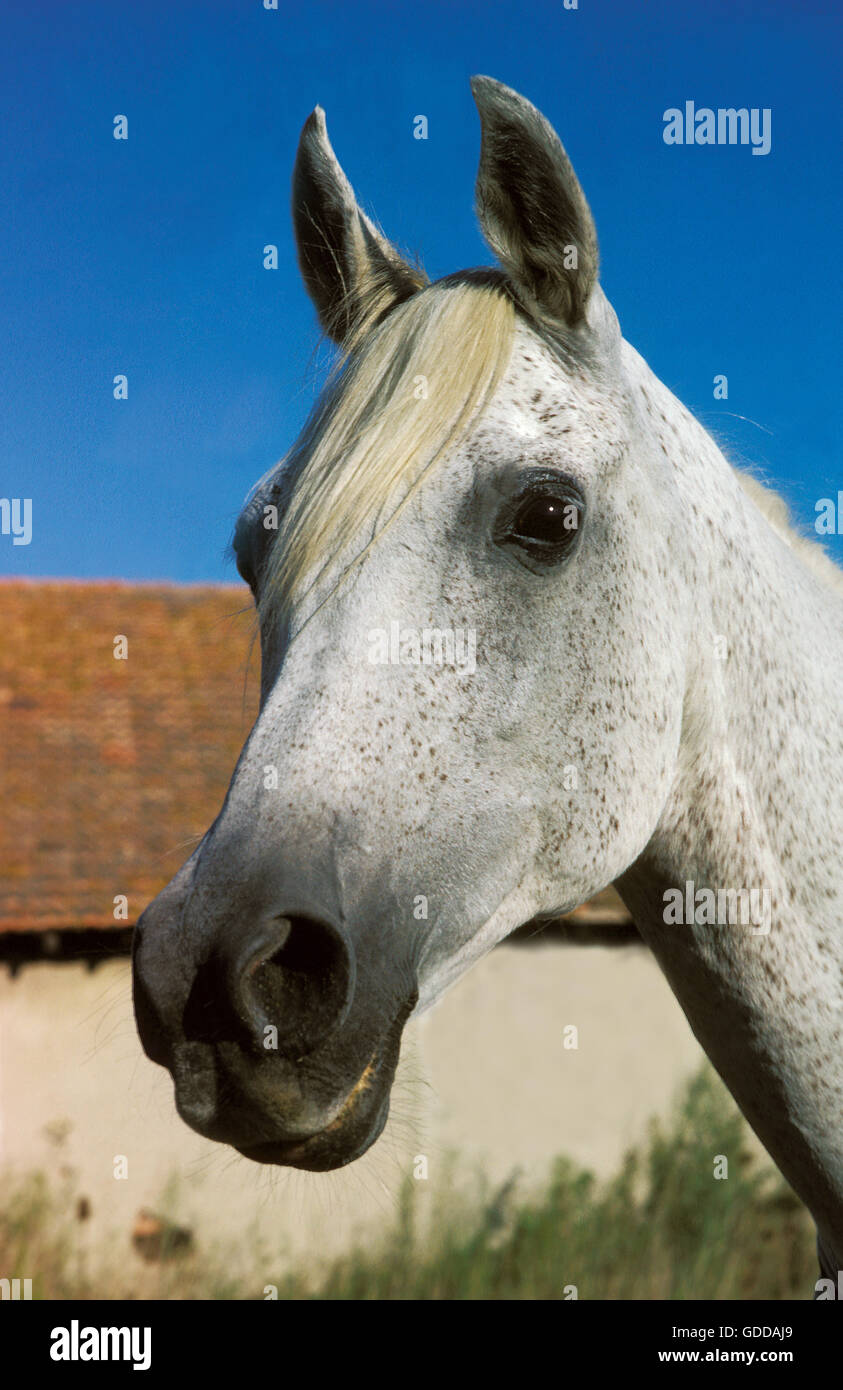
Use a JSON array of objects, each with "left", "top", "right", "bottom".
[{"left": 2, "top": 0, "right": 840, "bottom": 580}]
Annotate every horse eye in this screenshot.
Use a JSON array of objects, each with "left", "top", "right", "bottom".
[
  {"left": 512, "top": 495, "right": 580, "bottom": 545},
  {"left": 493, "top": 475, "right": 585, "bottom": 570},
  {"left": 235, "top": 550, "right": 258, "bottom": 592}
]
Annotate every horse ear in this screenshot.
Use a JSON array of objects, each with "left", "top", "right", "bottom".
[
  {"left": 471, "top": 77, "right": 599, "bottom": 327},
  {"left": 292, "top": 107, "right": 427, "bottom": 347}
]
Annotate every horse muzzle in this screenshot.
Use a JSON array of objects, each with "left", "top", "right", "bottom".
[{"left": 132, "top": 883, "right": 416, "bottom": 1170}]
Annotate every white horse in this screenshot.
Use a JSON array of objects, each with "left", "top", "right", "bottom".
[{"left": 133, "top": 78, "right": 843, "bottom": 1293}]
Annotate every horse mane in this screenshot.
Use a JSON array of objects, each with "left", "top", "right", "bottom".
[
  {"left": 261, "top": 277, "right": 515, "bottom": 623},
  {"left": 735, "top": 472, "right": 843, "bottom": 597}
]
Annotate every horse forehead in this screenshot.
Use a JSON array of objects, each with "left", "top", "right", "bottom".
[
  {"left": 493, "top": 325, "right": 563, "bottom": 405},
  {"left": 477, "top": 324, "right": 623, "bottom": 454}
]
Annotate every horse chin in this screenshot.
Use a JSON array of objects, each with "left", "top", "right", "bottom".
[
  {"left": 234, "top": 999, "right": 411, "bottom": 1171},
  {"left": 236, "top": 1090, "right": 390, "bottom": 1172}
]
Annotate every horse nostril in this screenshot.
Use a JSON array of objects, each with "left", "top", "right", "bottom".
[
  {"left": 234, "top": 914, "right": 355, "bottom": 1059},
  {"left": 261, "top": 915, "right": 338, "bottom": 979}
]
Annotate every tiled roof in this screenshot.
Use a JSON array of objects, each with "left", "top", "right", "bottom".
[{"left": 0, "top": 581, "right": 259, "bottom": 932}]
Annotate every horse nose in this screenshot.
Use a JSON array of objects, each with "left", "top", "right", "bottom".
[{"left": 186, "top": 914, "right": 356, "bottom": 1060}]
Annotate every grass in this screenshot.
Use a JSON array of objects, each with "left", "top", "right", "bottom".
[{"left": 0, "top": 1068, "right": 816, "bottom": 1300}]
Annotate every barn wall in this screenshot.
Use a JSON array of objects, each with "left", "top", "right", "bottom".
[{"left": 0, "top": 944, "right": 705, "bottom": 1282}]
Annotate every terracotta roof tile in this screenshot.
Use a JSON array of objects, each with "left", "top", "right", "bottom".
[{"left": 0, "top": 580, "right": 259, "bottom": 931}]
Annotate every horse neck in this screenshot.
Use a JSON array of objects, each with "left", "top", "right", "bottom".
[
  {"left": 622, "top": 347, "right": 843, "bottom": 923},
  {"left": 615, "top": 350, "right": 843, "bottom": 1254}
]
